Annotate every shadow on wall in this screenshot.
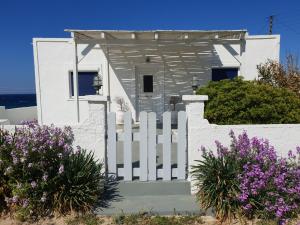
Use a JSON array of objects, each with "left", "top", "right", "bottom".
[{"left": 80, "top": 39, "right": 224, "bottom": 117}]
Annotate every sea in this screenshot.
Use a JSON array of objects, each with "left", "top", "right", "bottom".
[{"left": 0, "top": 94, "right": 37, "bottom": 109}]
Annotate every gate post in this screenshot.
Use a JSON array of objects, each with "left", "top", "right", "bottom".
[
  {"left": 71, "top": 95, "right": 108, "bottom": 162},
  {"left": 182, "top": 95, "right": 209, "bottom": 127},
  {"left": 182, "top": 95, "right": 209, "bottom": 193}
]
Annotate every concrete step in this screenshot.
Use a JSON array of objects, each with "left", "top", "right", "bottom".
[
  {"left": 95, "top": 180, "right": 208, "bottom": 215},
  {"left": 117, "top": 180, "right": 191, "bottom": 196},
  {"left": 95, "top": 194, "right": 204, "bottom": 215}
]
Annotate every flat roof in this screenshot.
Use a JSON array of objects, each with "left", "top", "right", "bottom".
[{"left": 65, "top": 29, "right": 247, "bottom": 40}]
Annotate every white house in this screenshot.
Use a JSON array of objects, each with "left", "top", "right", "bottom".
[{"left": 33, "top": 30, "right": 280, "bottom": 125}]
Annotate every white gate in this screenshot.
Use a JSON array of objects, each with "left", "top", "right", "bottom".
[{"left": 107, "top": 111, "right": 187, "bottom": 181}]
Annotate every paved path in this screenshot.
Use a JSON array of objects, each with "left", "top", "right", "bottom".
[
  {"left": 95, "top": 180, "right": 210, "bottom": 216},
  {"left": 96, "top": 125, "right": 206, "bottom": 215}
]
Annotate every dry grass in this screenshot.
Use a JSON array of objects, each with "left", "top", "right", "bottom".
[{"left": 0, "top": 214, "right": 299, "bottom": 225}]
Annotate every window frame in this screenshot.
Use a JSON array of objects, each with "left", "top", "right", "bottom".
[{"left": 68, "top": 71, "right": 98, "bottom": 98}]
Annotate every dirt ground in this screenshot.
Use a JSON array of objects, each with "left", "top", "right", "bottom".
[
  {"left": 0, "top": 215, "right": 217, "bottom": 225},
  {"left": 0, "top": 215, "right": 299, "bottom": 225}
]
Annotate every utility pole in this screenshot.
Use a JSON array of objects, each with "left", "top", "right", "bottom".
[{"left": 269, "top": 15, "right": 274, "bottom": 34}]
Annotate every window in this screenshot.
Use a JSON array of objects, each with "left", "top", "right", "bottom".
[
  {"left": 211, "top": 68, "right": 238, "bottom": 81},
  {"left": 70, "top": 72, "right": 97, "bottom": 96},
  {"left": 143, "top": 75, "right": 153, "bottom": 93}
]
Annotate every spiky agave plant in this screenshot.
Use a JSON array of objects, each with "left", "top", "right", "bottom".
[
  {"left": 191, "top": 147, "right": 241, "bottom": 223},
  {"left": 54, "top": 149, "right": 104, "bottom": 213}
]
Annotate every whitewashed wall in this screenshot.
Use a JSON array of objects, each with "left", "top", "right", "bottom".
[
  {"left": 33, "top": 34, "right": 280, "bottom": 125},
  {"left": 1, "top": 97, "right": 107, "bottom": 161},
  {"left": 184, "top": 95, "right": 300, "bottom": 193},
  {"left": 0, "top": 106, "right": 37, "bottom": 124},
  {"left": 33, "top": 39, "right": 105, "bottom": 125},
  {"left": 241, "top": 35, "right": 280, "bottom": 80}
]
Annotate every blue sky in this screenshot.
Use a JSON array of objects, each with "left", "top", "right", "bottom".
[{"left": 0, "top": 0, "right": 300, "bottom": 94}]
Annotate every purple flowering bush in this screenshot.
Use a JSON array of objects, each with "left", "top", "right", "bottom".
[
  {"left": 235, "top": 132, "right": 300, "bottom": 223},
  {"left": 0, "top": 121, "right": 105, "bottom": 220},
  {"left": 0, "top": 121, "right": 74, "bottom": 219},
  {"left": 0, "top": 129, "right": 11, "bottom": 212},
  {"left": 192, "top": 131, "right": 300, "bottom": 224}
]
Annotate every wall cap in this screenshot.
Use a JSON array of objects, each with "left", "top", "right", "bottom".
[
  {"left": 0, "top": 119, "right": 10, "bottom": 125},
  {"left": 182, "top": 95, "right": 208, "bottom": 102},
  {"left": 85, "top": 95, "right": 108, "bottom": 102}
]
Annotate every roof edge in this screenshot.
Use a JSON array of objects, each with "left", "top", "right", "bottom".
[{"left": 64, "top": 29, "right": 248, "bottom": 33}]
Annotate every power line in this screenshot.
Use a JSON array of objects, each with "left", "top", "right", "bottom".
[{"left": 269, "top": 15, "right": 275, "bottom": 34}]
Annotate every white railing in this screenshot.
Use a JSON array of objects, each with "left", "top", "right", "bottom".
[{"left": 107, "top": 111, "right": 187, "bottom": 181}]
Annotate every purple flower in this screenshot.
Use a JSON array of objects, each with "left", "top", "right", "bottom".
[
  {"left": 296, "top": 147, "right": 300, "bottom": 154},
  {"left": 12, "top": 196, "right": 18, "bottom": 203},
  {"left": 242, "top": 204, "right": 252, "bottom": 211},
  {"left": 288, "top": 150, "right": 296, "bottom": 159},
  {"left": 22, "top": 199, "right": 29, "bottom": 208},
  {"left": 12, "top": 156, "right": 19, "bottom": 165},
  {"left": 42, "top": 173, "right": 48, "bottom": 181},
  {"left": 58, "top": 164, "right": 64, "bottom": 174},
  {"left": 215, "top": 140, "right": 229, "bottom": 157},
  {"left": 58, "top": 139, "right": 65, "bottom": 147},
  {"left": 75, "top": 146, "right": 81, "bottom": 154},
  {"left": 31, "top": 181, "right": 37, "bottom": 188},
  {"left": 236, "top": 132, "right": 251, "bottom": 157},
  {"left": 238, "top": 193, "right": 248, "bottom": 202}
]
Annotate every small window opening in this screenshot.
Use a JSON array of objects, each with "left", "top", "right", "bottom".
[
  {"left": 211, "top": 68, "right": 238, "bottom": 81},
  {"left": 143, "top": 75, "right": 153, "bottom": 93},
  {"left": 70, "top": 72, "right": 97, "bottom": 96}
]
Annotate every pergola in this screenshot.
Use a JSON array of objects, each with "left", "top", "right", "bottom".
[{"left": 65, "top": 29, "right": 247, "bottom": 123}]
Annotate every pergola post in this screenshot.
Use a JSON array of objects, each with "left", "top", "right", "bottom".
[
  {"left": 72, "top": 33, "right": 80, "bottom": 123},
  {"left": 106, "top": 46, "right": 111, "bottom": 112}
]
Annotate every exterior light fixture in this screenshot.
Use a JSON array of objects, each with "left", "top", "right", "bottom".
[
  {"left": 192, "top": 76, "right": 199, "bottom": 95},
  {"left": 93, "top": 74, "right": 103, "bottom": 95}
]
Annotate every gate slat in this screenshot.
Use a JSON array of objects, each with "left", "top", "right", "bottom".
[
  {"left": 163, "top": 112, "right": 171, "bottom": 181},
  {"left": 177, "top": 111, "right": 187, "bottom": 180},
  {"left": 107, "top": 112, "right": 117, "bottom": 177},
  {"left": 139, "top": 112, "right": 148, "bottom": 181},
  {"left": 148, "top": 112, "right": 156, "bottom": 181},
  {"left": 124, "top": 112, "right": 132, "bottom": 181}
]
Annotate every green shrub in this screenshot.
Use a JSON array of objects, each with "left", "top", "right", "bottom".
[
  {"left": 0, "top": 129, "right": 10, "bottom": 213},
  {"left": 54, "top": 148, "right": 104, "bottom": 213},
  {"left": 191, "top": 138, "right": 241, "bottom": 222},
  {"left": 196, "top": 77, "right": 300, "bottom": 124}
]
